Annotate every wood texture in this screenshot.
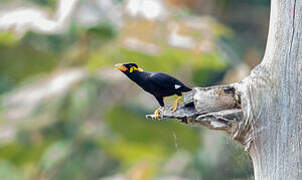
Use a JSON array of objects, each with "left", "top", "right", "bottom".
[{"left": 247, "top": 0, "right": 302, "bottom": 179}]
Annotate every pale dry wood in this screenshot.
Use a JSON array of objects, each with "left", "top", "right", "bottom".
[
  {"left": 246, "top": 0, "right": 302, "bottom": 179},
  {"left": 146, "top": 84, "right": 247, "bottom": 145}
]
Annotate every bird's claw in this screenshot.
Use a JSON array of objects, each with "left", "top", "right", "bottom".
[
  {"left": 154, "top": 108, "right": 161, "bottom": 120},
  {"left": 171, "top": 103, "right": 178, "bottom": 112},
  {"left": 171, "top": 96, "right": 181, "bottom": 112}
]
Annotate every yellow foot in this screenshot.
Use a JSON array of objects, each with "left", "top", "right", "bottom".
[
  {"left": 154, "top": 107, "right": 161, "bottom": 120},
  {"left": 171, "top": 96, "right": 182, "bottom": 112}
]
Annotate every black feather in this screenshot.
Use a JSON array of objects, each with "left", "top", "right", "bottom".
[{"left": 120, "top": 63, "right": 191, "bottom": 107}]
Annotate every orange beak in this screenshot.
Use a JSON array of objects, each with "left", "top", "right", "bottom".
[{"left": 115, "top": 63, "right": 127, "bottom": 72}]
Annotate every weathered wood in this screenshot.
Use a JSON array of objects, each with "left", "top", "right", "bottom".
[
  {"left": 247, "top": 0, "right": 302, "bottom": 179},
  {"left": 146, "top": 84, "right": 245, "bottom": 144}
]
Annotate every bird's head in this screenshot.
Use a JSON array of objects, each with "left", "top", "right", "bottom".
[{"left": 114, "top": 63, "right": 144, "bottom": 74}]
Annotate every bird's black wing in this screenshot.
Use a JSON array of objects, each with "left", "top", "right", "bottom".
[
  {"left": 148, "top": 72, "right": 191, "bottom": 97},
  {"left": 149, "top": 72, "right": 182, "bottom": 87}
]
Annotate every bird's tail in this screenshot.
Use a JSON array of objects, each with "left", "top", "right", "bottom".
[{"left": 182, "top": 85, "right": 192, "bottom": 92}]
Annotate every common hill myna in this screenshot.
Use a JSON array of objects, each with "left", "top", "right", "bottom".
[{"left": 115, "top": 63, "right": 191, "bottom": 120}]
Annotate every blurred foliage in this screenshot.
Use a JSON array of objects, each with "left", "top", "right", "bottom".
[
  {"left": 0, "top": 32, "right": 19, "bottom": 47},
  {"left": 27, "top": 0, "right": 57, "bottom": 10},
  {"left": 0, "top": 43, "right": 59, "bottom": 83},
  {"left": 0, "top": 0, "right": 267, "bottom": 179},
  {"left": 105, "top": 106, "right": 199, "bottom": 165},
  {"left": 216, "top": 0, "right": 270, "bottom": 6},
  {"left": 192, "top": 138, "right": 253, "bottom": 180}
]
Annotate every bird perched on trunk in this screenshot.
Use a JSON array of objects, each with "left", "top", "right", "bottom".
[{"left": 115, "top": 63, "right": 191, "bottom": 120}]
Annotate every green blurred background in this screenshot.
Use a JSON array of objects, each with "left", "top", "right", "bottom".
[{"left": 0, "top": 0, "right": 269, "bottom": 179}]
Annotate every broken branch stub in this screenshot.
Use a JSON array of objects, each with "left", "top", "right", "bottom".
[{"left": 146, "top": 84, "right": 245, "bottom": 143}]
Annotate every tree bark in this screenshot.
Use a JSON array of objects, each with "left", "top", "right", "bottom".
[
  {"left": 147, "top": 0, "right": 302, "bottom": 179},
  {"left": 248, "top": 0, "right": 302, "bottom": 179}
]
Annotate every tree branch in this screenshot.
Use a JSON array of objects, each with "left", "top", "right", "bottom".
[{"left": 146, "top": 84, "right": 250, "bottom": 147}]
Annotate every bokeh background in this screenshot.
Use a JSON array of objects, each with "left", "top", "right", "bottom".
[{"left": 0, "top": 0, "right": 269, "bottom": 179}]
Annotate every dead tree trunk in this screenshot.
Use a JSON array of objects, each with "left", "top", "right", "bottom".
[
  {"left": 247, "top": 0, "right": 302, "bottom": 179},
  {"left": 147, "top": 0, "right": 302, "bottom": 179}
]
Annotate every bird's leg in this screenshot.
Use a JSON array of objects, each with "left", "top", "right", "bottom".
[
  {"left": 171, "top": 96, "right": 182, "bottom": 112},
  {"left": 154, "top": 107, "right": 162, "bottom": 120}
]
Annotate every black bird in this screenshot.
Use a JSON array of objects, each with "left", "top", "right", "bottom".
[{"left": 115, "top": 63, "right": 191, "bottom": 120}]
